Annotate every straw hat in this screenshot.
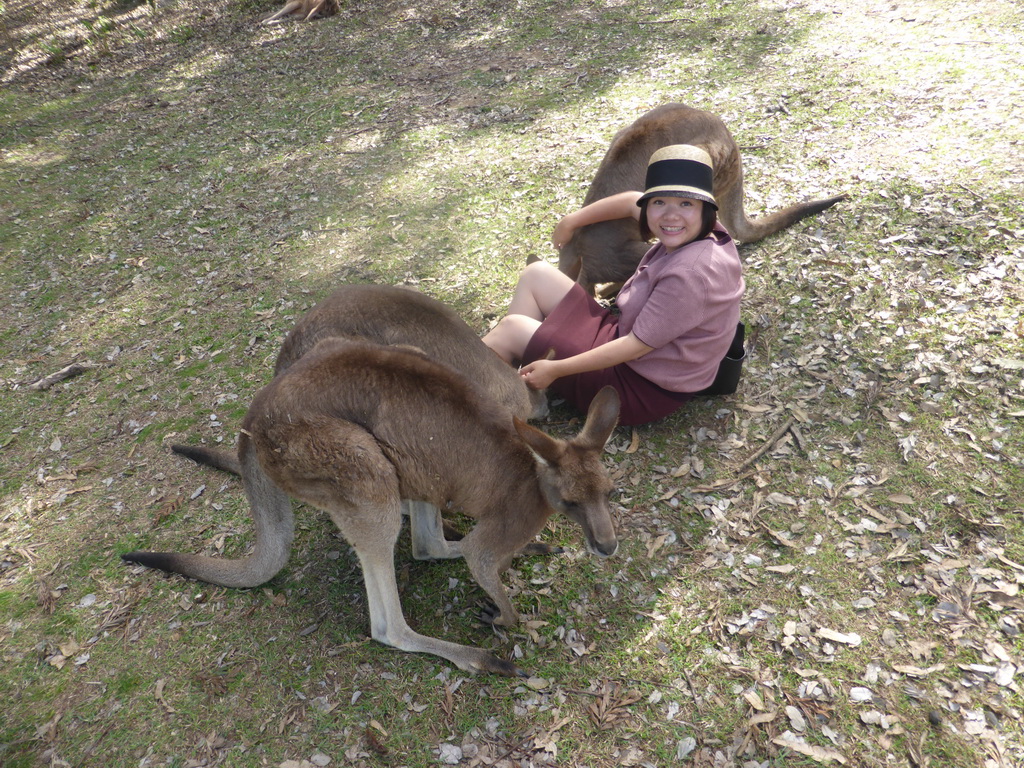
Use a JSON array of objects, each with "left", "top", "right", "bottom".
[{"left": 636, "top": 144, "right": 717, "bottom": 209}]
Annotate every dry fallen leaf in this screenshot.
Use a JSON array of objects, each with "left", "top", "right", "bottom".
[
  {"left": 772, "top": 735, "right": 849, "bottom": 765},
  {"left": 860, "top": 710, "right": 893, "bottom": 729},
  {"left": 587, "top": 682, "right": 642, "bottom": 730},
  {"left": 671, "top": 461, "right": 691, "bottom": 477},
  {"left": 908, "top": 639, "right": 938, "bottom": 661},
  {"left": 58, "top": 639, "right": 81, "bottom": 658},
  {"left": 893, "top": 664, "right": 946, "bottom": 677},
  {"left": 816, "top": 628, "right": 862, "bottom": 646},
  {"left": 744, "top": 690, "right": 766, "bottom": 711},
  {"left": 646, "top": 533, "right": 669, "bottom": 558},
  {"left": 748, "top": 711, "right": 777, "bottom": 727},
  {"left": 46, "top": 653, "right": 67, "bottom": 670},
  {"left": 155, "top": 678, "right": 176, "bottom": 713},
  {"left": 849, "top": 686, "right": 873, "bottom": 702},
  {"left": 785, "top": 705, "right": 807, "bottom": 732}
]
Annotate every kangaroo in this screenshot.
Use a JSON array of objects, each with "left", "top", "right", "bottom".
[
  {"left": 171, "top": 283, "right": 547, "bottom": 477},
  {"left": 262, "top": 0, "right": 339, "bottom": 24},
  {"left": 123, "top": 339, "right": 620, "bottom": 675},
  {"left": 558, "top": 103, "right": 847, "bottom": 289}
]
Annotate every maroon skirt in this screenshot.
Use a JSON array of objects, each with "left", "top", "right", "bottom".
[{"left": 521, "top": 284, "right": 694, "bottom": 426}]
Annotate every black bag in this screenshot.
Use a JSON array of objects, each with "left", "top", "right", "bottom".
[{"left": 696, "top": 322, "right": 746, "bottom": 396}]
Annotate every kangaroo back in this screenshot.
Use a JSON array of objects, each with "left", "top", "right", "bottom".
[
  {"left": 252, "top": 338, "right": 542, "bottom": 520},
  {"left": 275, "top": 284, "right": 545, "bottom": 420},
  {"left": 172, "top": 284, "right": 545, "bottom": 476},
  {"left": 558, "top": 103, "right": 846, "bottom": 287}
]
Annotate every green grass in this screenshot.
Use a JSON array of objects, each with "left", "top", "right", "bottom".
[{"left": 2, "top": 0, "right": 1023, "bottom": 765}]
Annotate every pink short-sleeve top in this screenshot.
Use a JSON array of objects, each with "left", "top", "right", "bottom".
[{"left": 615, "top": 225, "right": 744, "bottom": 393}]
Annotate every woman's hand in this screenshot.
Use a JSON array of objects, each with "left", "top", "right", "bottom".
[
  {"left": 520, "top": 358, "right": 562, "bottom": 390},
  {"left": 520, "top": 333, "right": 653, "bottom": 391},
  {"left": 551, "top": 215, "right": 577, "bottom": 250}
]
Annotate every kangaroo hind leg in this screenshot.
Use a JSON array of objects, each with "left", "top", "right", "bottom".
[
  {"left": 326, "top": 491, "right": 522, "bottom": 677},
  {"left": 404, "top": 500, "right": 462, "bottom": 560},
  {"left": 262, "top": 0, "right": 301, "bottom": 23},
  {"left": 288, "top": 424, "right": 523, "bottom": 677},
  {"left": 303, "top": 0, "right": 327, "bottom": 20}
]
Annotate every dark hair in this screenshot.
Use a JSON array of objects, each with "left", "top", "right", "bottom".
[{"left": 638, "top": 197, "right": 718, "bottom": 243}]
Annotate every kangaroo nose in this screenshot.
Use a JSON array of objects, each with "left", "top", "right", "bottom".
[{"left": 593, "top": 538, "right": 618, "bottom": 558}]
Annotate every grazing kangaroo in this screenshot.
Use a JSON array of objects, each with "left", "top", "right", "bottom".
[
  {"left": 171, "top": 283, "right": 547, "bottom": 477},
  {"left": 124, "top": 339, "right": 620, "bottom": 675},
  {"left": 558, "top": 103, "right": 847, "bottom": 289}
]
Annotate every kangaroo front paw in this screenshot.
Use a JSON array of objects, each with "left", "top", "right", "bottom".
[{"left": 518, "top": 540, "right": 565, "bottom": 556}]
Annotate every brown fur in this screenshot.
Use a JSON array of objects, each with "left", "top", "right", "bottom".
[
  {"left": 171, "top": 284, "right": 546, "bottom": 476},
  {"left": 273, "top": 284, "right": 544, "bottom": 419},
  {"left": 124, "top": 340, "right": 620, "bottom": 675},
  {"left": 261, "top": 0, "right": 339, "bottom": 24},
  {"left": 558, "top": 103, "right": 847, "bottom": 289}
]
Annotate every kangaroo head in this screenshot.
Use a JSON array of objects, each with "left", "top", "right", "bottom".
[{"left": 514, "top": 386, "right": 621, "bottom": 557}]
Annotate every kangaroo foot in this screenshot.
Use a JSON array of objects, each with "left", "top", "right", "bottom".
[{"left": 478, "top": 602, "right": 520, "bottom": 627}]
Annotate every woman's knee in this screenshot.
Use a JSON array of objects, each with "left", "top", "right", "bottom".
[
  {"left": 521, "top": 262, "right": 575, "bottom": 315},
  {"left": 488, "top": 314, "right": 538, "bottom": 361},
  {"left": 520, "top": 260, "right": 561, "bottom": 287}
]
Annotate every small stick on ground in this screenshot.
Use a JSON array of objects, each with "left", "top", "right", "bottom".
[
  {"left": 683, "top": 669, "right": 705, "bottom": 713},
  {"left": 25, "top": 362, "right": 98, "bottom": 391},
  {"left": 736, "top": 415, "right": 797, "bottom": 473}
]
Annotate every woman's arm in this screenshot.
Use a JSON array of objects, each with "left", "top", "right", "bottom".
[
  {"left": 552, "top": 191, "right": 643, "bottom": 248},
  {"left": 520, "top": 331, "right": 653, "bottom": 390}
]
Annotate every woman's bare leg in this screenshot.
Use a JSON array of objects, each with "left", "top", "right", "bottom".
[
  {"left": 482, "top": 262, "right": 576, "bottom": 363},
  {"left": 481, "top": 314, "right": 541, "bottom": 364},
  {"left": 506, "top": 262, "right": 577, "bottom": 320}
]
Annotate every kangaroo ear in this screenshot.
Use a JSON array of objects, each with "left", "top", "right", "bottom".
[
  {"left": 513, "top": 417, "right": 565, "bottom": 466},
  {"left": 576, "top": 386, "right": 620, "bottom": 450},
  {"left": 389, "top": 342, "right": 428, "bottom": 357}
]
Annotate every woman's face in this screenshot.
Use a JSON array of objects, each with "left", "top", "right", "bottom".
[{"left": 646, "top": 196, "right": 704, "bottom": 249}]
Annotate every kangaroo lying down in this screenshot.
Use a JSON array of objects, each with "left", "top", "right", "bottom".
[
  {"left": 262, "top": 0, "right": 339, "bottom": 24},
  {"left": 124, "top": 339, "right": 620, "bottom": 675},
  {"left": 172, "top": 283, "right": 547, "bottom": 477},
  {"left": 559, "top": 103, "right": 847, "bottom": 289}
]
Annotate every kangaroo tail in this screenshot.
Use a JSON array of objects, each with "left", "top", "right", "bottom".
[
  {"left": 722, "top": 192, "right": 848, "bottom": 243},
  {"left": 171, "top": 443, "right": 242, "bottom": 476},
  {"left": 122, "top": 449, "right": 293, "bottom": 588}
]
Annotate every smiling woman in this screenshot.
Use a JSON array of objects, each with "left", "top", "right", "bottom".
[
  {"left": 481, "top": 144, "right": 744, "bottom": 426},
  {"left": 644, "top": 196, "right": 706, "bottom": 250}
]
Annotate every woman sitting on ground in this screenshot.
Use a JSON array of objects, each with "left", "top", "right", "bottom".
[{"left": 482, "top": 144, "right": 744, "bottom": 426}]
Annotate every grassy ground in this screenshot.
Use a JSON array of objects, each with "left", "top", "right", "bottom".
[{"left": 2, "top": 0, "right": 1023, "bottom": 766}]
